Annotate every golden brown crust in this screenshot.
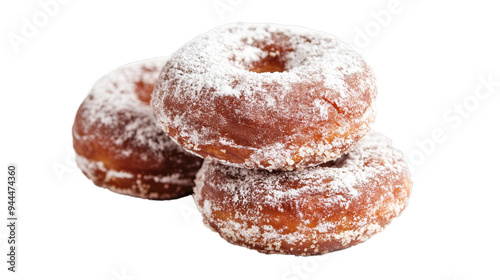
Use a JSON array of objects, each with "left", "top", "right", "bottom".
[{"left": 75, "top": 155, "right": 195, "bottom": 200}]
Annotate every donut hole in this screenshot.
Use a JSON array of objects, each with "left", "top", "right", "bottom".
[
  {"left": 134, "top": 66, "right": 159, "bottom": 103},
  {"left": 245, "top": 41, "right": 292, "bottom": 73},
  {"left": 135, "top": 80, "right": 154, "bottom": 103},
  {"left": 249, "top": 51, "right": 287, "bottom": 73}
]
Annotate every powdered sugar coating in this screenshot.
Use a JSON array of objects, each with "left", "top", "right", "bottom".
[
  {"left": 152, "top": 23, "right": 377, "bottom": 171},
  {"left": 72, "top": 58, "right": 203, "bottom": 200},
  {"left": 194, "top": 131, "right": 411, "bottom": 255},
  {"left": 74, "top": 57, "right": 176, "bottom": 165},
  {"left": 76, "top": 155, "right": 195, "bottom": 200}
]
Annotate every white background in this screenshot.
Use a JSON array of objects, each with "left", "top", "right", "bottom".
[{"left": 1, "top": 0, "right": 499, "bottom": 279}]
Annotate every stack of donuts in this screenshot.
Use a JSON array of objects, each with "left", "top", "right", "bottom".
[{"left": 73, "top": 23, "right": 412, "bottom": 256}]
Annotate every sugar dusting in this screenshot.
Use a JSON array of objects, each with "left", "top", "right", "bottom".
[
  {"left": 75, "top": 57, "right": 182, "bottom": 162},
  {"left": 76, "top": 155, "right": 194, "bottom": 186},
  {"left": 152, "top": 23, "right": 377, "bottom": 170},
  {"left": 73, "top": 57, "right": 204, "bottom": 199},
  {"left": 194, "top": 131, "right": 411, "bottom": 255},
  {"left": 76, "top": 155, "right": 195, "bottom": 200}
]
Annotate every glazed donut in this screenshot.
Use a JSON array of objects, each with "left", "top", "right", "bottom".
[
  {"left": 72, "top": 58, "right": 203, "bottom": 200},
  {"left": 152, "top": 23, "right": 377, "bottom": 171},
  {"left": 194, "top": 131, "right": 411, "bottom": 255}
]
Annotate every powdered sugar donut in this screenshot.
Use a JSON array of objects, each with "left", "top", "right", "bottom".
[
  {"left": 194, "top": 131, "right": 411, "bottom": 255},
  {"left": 152, "top": 23, "right": 377, "bottom": 171},
  {"left": 73, "top": 58, "right": 203, "bottom": 200}
]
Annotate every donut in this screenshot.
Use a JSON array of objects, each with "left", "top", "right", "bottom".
[
  {"left": 72, "top": 58, "right": 203, "bottom": 200},
  {"left": 152, "top": 23, "right": 377, "bottom": 171},
  {"left": 194, "top": 131, "right": 411, "bottom": 255}
]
